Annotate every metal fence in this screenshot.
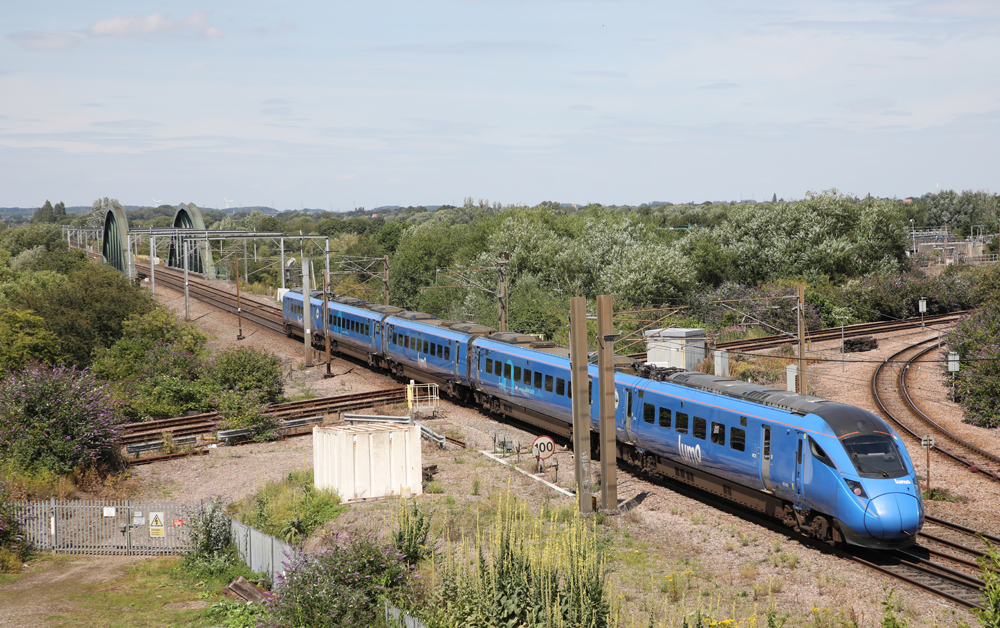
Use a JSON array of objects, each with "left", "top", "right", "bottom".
[
  {"left": 230, "top": 518, "right": 295, "bottom": 583},
  {"left": 13, "top": 499, "right": 192, "bottom": 555},
  {"left": 12, "top": 499, "right": 294, "bottom": 582}
]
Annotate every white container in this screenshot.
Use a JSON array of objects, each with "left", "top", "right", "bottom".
[
  {"left": 644, "top": 328, "right": 706, "bottom": 371},
  {"left": 313, "top": 424, "right": 422, "bottom": 501}
]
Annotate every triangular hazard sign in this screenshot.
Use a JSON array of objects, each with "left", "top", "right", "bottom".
[{"left": 151, "top": 515, "right": 162, "bottom": 527}]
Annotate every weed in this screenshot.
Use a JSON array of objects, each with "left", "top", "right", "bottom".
[
  {"left": 725, "top": 541, "right": 737, "bottom": 552},
  {"left": 690, "top": 513, "right": 707, "bottom": 525},
  {"left": 471, "top": 475, "right": 480, "bottom": 496},
  {"left": 453, "top": 455, "right": 466, "bottom": 464},
  {"left": 393, "top": 499, "right": 431, "bottom": 565},
  {"left": 770, "top": 551, "right": 799, "bottom": 569},
  {"left": 772, "top": 540, "right": 782, "bottom": 553},
  {"left": 660, "top": 570, "right": 694, "bottom": 602},
  {"left": 229, "top": 469, "right": 344, "bottom": 542},
  {"left": 740, "top": 563, "right": 758, "bottom": 581},
  {"left": 425, "top": 480, "right": 444, "bottom": 494},
  {"left": 923, "top": 487, "right": 966, "bottom": 502},
  {"left": 738, "top": 531, "right": 755, "bottom": 546}
]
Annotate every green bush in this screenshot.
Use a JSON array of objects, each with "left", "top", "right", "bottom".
[
  {"left": 209, "top": 346, "right": 283, "bottom": 403},
  {"left": 215, "top": 390, "right": 278, "bottom": 441},
  {"left": 230, "top": 470, "right": 344, "bottom": 543},
  {"left": 264, "top": 534, "right": 410, "bottom": 628},
  {"left": 0, "top": 308, "right": 60, "bottom": 371},
  {"left": 393, "top": 500, "right": 431, "bottom": 566},
  {"left": 946, "top": 305, "right": 1000, "bottom": 427},
  {"left": 0, "top": 480, "right": 28, "bottom": 572},
  {"left": 92, "top": 308, "right": 208, "bottom": 382}
]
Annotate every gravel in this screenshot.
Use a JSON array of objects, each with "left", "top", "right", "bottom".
[{"left": 131, "top": 281, "right": 992, "bottom": 626}]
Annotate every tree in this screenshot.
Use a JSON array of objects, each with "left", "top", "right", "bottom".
[
  {"left": 0, "top": 309, "right": 60, "bottom": 371},
  {"left": 209, "top": 346, "right": 283, "bottom": 403},
  {"left": 31, "top": 201, "right": 55, "bottom": 224},
  {"left": 53, "top": 202, "right": 67, "bottom": 222},
  {"left": 87, "top": 197, "right": 123, "bottom": 228},
  {"left": 13, "top": 263, "right": 155, "bottom": 366}
]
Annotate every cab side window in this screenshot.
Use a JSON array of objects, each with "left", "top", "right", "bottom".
[{"left": 676, "top": 412, "right": 689, "bottom": 434}]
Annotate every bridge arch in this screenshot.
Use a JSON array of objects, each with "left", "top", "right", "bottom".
[
  {"left": 101, "top": 203, "right": 133, "bottom": 276},
  {"left": 167, "top": 203, "right": 217, "bottom": 278}
]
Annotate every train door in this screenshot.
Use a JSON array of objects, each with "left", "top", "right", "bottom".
[
  {"left": 794, "top": 431, "right": 805, "bottom": 501},
  {"left": 622, "top": 387, "right": 638, "bottom": 443},
  {"left": 760, "top": 425, "right": 773, "bottom": 492},
  {"left": 761, "top": 426, "right": 798, "bottom": 500}
]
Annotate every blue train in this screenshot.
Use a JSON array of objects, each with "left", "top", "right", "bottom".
[{"left": 283, "top": 289, "right": 923, "bottom": 549}]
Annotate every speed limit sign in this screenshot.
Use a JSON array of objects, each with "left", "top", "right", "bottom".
[{"left": 532, "top": 435, "right": 556, "bottom": 460}]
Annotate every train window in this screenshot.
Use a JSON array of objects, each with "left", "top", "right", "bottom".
[
  {"left": 693, "top": 417, "right": 706, "bottom": 440},
  {"left": 524, "top": 368, "right": 532, "bottom": 384},
  {"left": 329, "top": 314, "right": 334, "bottom": 325},
  {"left": 659, "top": 407, "right": 671, "bottom": 428},
  {"left": 567, "top": 379, "right": 572, "bottom": 398},
  {"left": 762, "top": 426, "right": 771, "bottom": 458},
  {"left": 797, "top": 439, "right": 802, "bottom": 465},
  {"left": 444, "top": 346, "right": 450, "bottom": 360},
  {"left": 544, "top": 375, "right": 553, "bottom": 392},
  {"left": 423, "top": 340, "right": 429, "bottom": 354},
  {"left": 740, "top": 416, "right": 747, "bottom": 427},
  {"left": 514, "top": 366, "right": 521, "bottom": 381},
  {"left": 588, "top": 378, "right": 593, "bottom": 406},
  {"left": 404, "top": 336, "right": 410, "bottom": 349},
  {"left": 643, "top": 403, "right": 655, "bottom": 424},
  {"left": 437, "top": 344, "right": 443, "bottom": 358},
  {"left": 392, "top": 333, "right": 398, "bottom": 344},
  {"left": 730, "top": 428, "right": 746, "bottom": 452},
  {"left": 626, "top": 390, "right": 632, "bottom": 417},
  {"left": 493, "top": 360, "right": 501, "bottom": 376},
  {"left": 504, "top": 363, "right": 512, "bottom": 379},
  {"left": 711, "top": 422, "right": 725, "bottom": 446},
  {"left": 675, "top": 412, "right": 688, "bottom": 434},
  {"left": 365, "top": 324, "right": 370, "bottom": 336},
  {"left": 486, "top": 358, "right": 494, "bottom": 373},
  {"left": 534, "top": 371, "right": 542, "bottom": 389},
  {"left": 430, "top": 343, "right": 436, "bottom": 356},
  {"left": 556, "top": 378, "right": 565, "bottom": 396},
  {"left": 809, "top": 437, "right": 835, "bottom": 468}
]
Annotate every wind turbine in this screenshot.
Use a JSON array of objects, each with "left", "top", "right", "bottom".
[
  {"left": 224, "top": 198, "right": 237, "bottom": 210},
  {"left": 152, "top": 197, "right": 162, "bottom": 207}
]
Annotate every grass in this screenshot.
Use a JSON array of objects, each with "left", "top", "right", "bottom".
[
  {"left": 2, "top": 554, "right": 229, "bottom": 628},
  {"left": 228, "top": 469, "right": 345, "bottom": 543}
]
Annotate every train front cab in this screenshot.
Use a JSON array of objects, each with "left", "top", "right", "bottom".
[{"left": 802, "top": 407, "right": 922, "bottom": 549}]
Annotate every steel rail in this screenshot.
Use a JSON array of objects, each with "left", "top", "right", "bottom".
[
  {"left": 901, "top": 346, "right": 1000, "bottom": 473},
  {"left": 628, "top": 311, "right": 967, "bottom": 361},
  {"left": 872, "top": 339, "right": 1000, "bottom": 481}
]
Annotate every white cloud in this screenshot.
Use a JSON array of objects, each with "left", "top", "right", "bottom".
[
  {"left": 90, "top": 11, "right": 223, "bottom": 39},
  {"left": 9, "top": 31, "right": 80, "bottom": 51}
]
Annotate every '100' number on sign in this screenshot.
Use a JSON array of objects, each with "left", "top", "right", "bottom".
[{"left": 532, "top": 436, "right": 555, "bottom": 460}]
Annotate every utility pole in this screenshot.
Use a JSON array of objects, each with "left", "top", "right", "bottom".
[
  {"left": 597, "top": 294, "right": 618, "bottom": 511},
  {"left": 149, "top": 235, "right": 156, "bottom": 295},
  {"left": 497, "top": 251, "right": 509, "bottom": 332},
  {"left": 324, "top": 271, "right": 332, "bottom": 376},
  {"left": 280, "top": 238, "right": 285, "bottom": 290},
  {"left": 243, "top": 238, "right": 248, "bottom": 284},
  {"left": 383, "top": 255, "right": 390, "bottom": 305},
  {"left": 569, "top": 296, "right": 592, "bottom": 515},
  {"left": 797, "top": 284, "right": 806, "bottom": 394},
  {"left": 303, "top": 259, "right": 312, "bottom": 367},
  {"left": 235, "top": 256, "right": 245, "bottom": 341},
  {"left": 183, "top": 239, "right": 190, "bottom": 320}
]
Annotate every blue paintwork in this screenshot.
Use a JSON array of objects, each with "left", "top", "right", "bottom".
[{"left": 282, "top": 290, "right": 922, "bottom": 548}]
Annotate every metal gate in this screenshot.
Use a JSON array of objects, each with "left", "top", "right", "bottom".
[{"left": 13, "top": 499, "right": 192, "bottom": 555}]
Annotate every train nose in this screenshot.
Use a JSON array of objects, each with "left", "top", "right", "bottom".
[{"left": 864, "top": 493, "right": 921, "bottom": 541}]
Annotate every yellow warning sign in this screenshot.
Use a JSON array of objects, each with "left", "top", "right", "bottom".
[{"left": 149, "top": 512, "right": 165, "bottom": 538}]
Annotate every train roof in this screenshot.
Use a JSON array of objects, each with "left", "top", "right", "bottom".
[{"left": 664, "top": 371, "right": 889, "bottom": 438}]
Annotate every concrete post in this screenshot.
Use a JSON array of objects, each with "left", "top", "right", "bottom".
[
  {"left": 149, "top": 235, "right": 156, "bottom": 295},
  {"left": 183, "top": 239, "right": 190, "bottom": 320},
  {"left": 714, "top": 349, "right": 729, "bottom": 377},
  {"left": 569, "top": 296, "right": 592, "bottom": 515},
  {"left": 597, "top": 295, "right": 617, "bottom": 512},
  {"left": 280, "top": 238, "right": 285, "bottom": 290},
  {"left": 303, "top": 259, "right": 312, "bottom": 367}
]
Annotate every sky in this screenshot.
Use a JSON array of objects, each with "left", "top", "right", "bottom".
[{"left": 2, "top": 1, "right": 999, "bottom": 210}]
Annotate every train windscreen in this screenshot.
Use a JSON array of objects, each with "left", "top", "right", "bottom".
[{"left": 841, "top": 434, "right": 908, "bottom": 479}]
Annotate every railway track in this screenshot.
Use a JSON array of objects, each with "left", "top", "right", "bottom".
[
  {"left": 135, "top": 263, "right": 286, "bottom": 334},
  {"left": 121, "top": 388, "right": 407, "bottom": 444},
  {"left": 628, "top": 311, "right": 967, "bottom": 361},
  {"left": 872, "top": 339, "right": 1000, "bottom": 481}
]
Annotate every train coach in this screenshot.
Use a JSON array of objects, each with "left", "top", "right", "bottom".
[{"left": 282, "top": 288, "right": 922, "bottom": 549}]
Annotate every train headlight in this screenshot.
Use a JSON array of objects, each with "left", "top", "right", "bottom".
[{"left": 845, "top": 479, "right": 867, "bottom": 499}]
